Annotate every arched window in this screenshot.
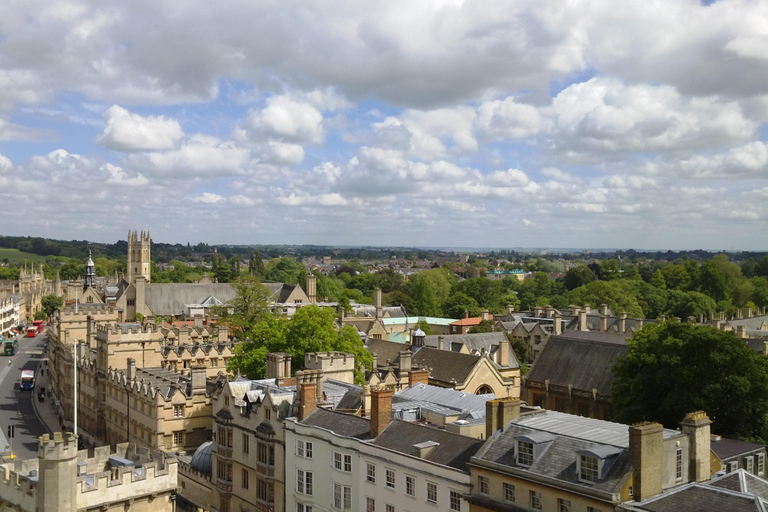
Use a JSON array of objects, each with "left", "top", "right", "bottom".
[{"left": 476, "top": 385, "right": 493, "bottom": 395}]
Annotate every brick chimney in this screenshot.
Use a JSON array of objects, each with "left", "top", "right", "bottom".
[
  {"left": 408, "top": 369, "right": 429, "bottom": 387},
  {"left": 629, "top": 422, "right": 664, "bottom": 501},
  {"left": 299, "top": 382, "right": 316, "bottom": 420},
  {"left": 680, "top": 411, "right": 712, "bottom": 483},
  {"left": 485, "top": 398, "right": 521, "bottom": 439},
  {"left": 370, "top": 387, "right": 393, "bottom": 438},
  {"left": 190, "top": 365, "right": 207, "bottom": 394}
]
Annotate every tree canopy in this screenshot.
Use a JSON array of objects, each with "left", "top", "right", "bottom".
[{"left": 611, "top": 322, "right": 768, "bottom": 441}]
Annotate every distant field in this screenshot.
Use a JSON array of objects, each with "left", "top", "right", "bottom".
[{"left": 0, "top": 248, "right": 47, "bottom": 263}]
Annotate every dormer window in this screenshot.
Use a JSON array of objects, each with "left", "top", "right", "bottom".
[
  {"left": 517, "top": 441, "right": 534, "bottom": 466},
  {"left": 579, "top": 455, "right": 599, "bottom": 482},
  {"left": 576, "top": 445, "right": 623, "bottom": 484}
]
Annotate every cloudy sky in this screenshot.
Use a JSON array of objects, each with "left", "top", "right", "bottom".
[{"left": 1, "top": 0, "right": 767, "bottom": 250}]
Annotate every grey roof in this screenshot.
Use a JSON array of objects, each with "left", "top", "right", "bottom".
[
  {"left": 621, "top": 470, "right": 768, "bottom": 512},
  {"left": 372, "top": 419, "right": 485, "bottom": 472},
  {"left": 412, "top": 347, "right": 481, "bottom": 384},
  {"left": 477, "top": 420, "right": 631, "bottom": 495},
  {"left": 367, "top": 339, "right": 409, "bottom": 366},
  {"left": 526, "top": 332, "right": 629, "bottom": 396},
  {"left": 144, "top": 283, "right": 237, "bottom": 316},
  {"left": 189, "top": 441, "right": 213, "bottom": 475},
  {"left": 302, "top": 407, "right": 372, "bottom": 440},
  {"left": 728, "top": 316, "right": 768, "bottom": 330},
  {"left": 710, "top": 437, "right": 766, "bottom": 461},
  {"left": 395, "top": 383, "right": 494, "bottom": 419},
  {"left": 424, "top": 332, "right": 508, "bottom": 354}
]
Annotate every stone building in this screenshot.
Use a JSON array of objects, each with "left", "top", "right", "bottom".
[
  {"left": 0, "top": 263, "right": 55, "bottom": 322},
  {"left": 0, "top": 432, "right": 178, "bottom": 512},
  {"left": 0, "top": 294, "right": 20, "bottom": 337}
]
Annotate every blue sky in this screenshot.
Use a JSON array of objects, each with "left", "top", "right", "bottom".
[{"left": 0, "top": 0, "right": 767, "bottom": 250}]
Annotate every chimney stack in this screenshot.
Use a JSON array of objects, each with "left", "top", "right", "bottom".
[
  {"left": 374, "top": 288, "right": 383, "bottom": 319},
  {"left": 190, "top": 365, "right": 207, "bottom": 393},
  {"left": 579, "top": 309, "right": 587, "bottom": 331},
  {"left": 498, "top": 339, "right": 510, "bottom": 367},
  {"left": 127, "top": 358, "right": 136, "bottom": 383},
  {"left": 408, "top": 369, "right": 429, "bottom": 387},
  {"left": 553, "top": 310, "right": 562, "bottom": 336},
  {"left": 299, "top": 382, "right": 316, "bottom": 420},
  {"left": 619, "top": 312, "right": 627, "bottom": 333},
  {"left": 306, "top": 274, "right": 317, "bottom": 303},
  {"left": 399, "top": 350, "right": 412, "bottom": 373},
  {"left": 506, "top": 304, "right": 515, "bottom": 314},
  {"left": 370, "top": 387, "right": 393, "bottom": 438},
  {"left": 482, "top": 309, "right": 490, "bottom": 322},
  {"left": 485, "top": 398, "right": 521, "bottom": 439},
  {"left": 438, "top": 335, "right": 447, "bottom": 351},
  {"left": 194, "top": 314, "right": 203, "bottom": 328},
  {"left": 680, "top": 411, "right": 712, "bottom": 483},
  {"left": 629, "top": 422, "right": 664, "bottom": 501}
]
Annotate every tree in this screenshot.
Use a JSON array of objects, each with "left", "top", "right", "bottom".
[
  {"left": 506, "top": 333, "right": 529, "bottom": 376},
  {"left": 41, "top": 294, "right": 64, "bottom": 318},
  {"left": 650, "top": 269, "right": 666, "bottom": 290},
  {"left": 214, "top": 277, "right": 273, "bottom": 337},
  {"left": 442, "top": 292, "right": 481, "bottom": 319},
  {"left": 612, "top": 322, "right": 768, "bottom": 440},
  {"left": 34, "top": 310, "right": 47, "bottom": 321},
  {"left": 404, "top": 268, "right": 452, "bottom": 316},
  {"left": 600, "top": 259, "right": 621, "bottom": 280},
  {"left": 699, "top": 260, "right": 728, "bottom": 301},
  {"left": 469, "top": 319, "right": 494, "bottom": 333},
  {"left": 415, "top": 320, "right": 433, "bottom": 335}
]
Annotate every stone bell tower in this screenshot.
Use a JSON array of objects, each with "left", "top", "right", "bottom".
[{"left": 126, "top": 230, "right": 151, "bottom": 284}]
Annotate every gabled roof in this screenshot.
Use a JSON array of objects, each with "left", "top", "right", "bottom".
[
  {"left": 526, "top": 332, "right": 629, "bottom": 396},
  {"left": 372, "top": 419, "right": 484, "bottom": 472},
  {"left": 412, "top": 347, "right": 481, "bottom": 384},
  {"left": 710, "top": 437, "right": 766, "bottom": 461},
  {"left": 144, "top": 283, "right": 237, "bottom": 316},
  {"left": 395, "top": 383, "right": 493, "bottom": 419},
  {"left": 367, "top": 338, "right": 410, "bottom": 366}
]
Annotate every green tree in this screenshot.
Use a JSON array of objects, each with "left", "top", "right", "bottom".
[
  {"left": 699, "top": 260, "right": 728, "bottom": 301},
  {"left": 568, "top": 280, "right": 644, "bottom": 318},
  {"left": 506, "top": 333, "right": 529, "bottom": 376},
  {"left": 404, "top": 268, "right": 452, "bottom": 316},
  {"left": 453, "top": 278, "right": 505, "bottom": 311},
  {"left": 650, "top": 269, "right": 666, "bottom": 290},
  {"left": 660, "top": 265, "right": 688, "bottom": 291},
  {"left": 34, "top": 311, "right": 47, "bottom": 321},
  {"left": 442, "top": 292, "right": 481, "bottom": 319},
  {"left": 41, "top": 294, "right": 64, "bottom": 318},
  {"left": 214, "top": 277, "right": 273, "bottom": 337},
  {"left": 612, "top": 322, "right": 768, "bottom": 440},
  {"left": 564, "top": 267, "right": 591, "bottom": 288},
  {"left": 415, "top": 320, "right": 433, "bottom": 335},
  {"left": 469, "top": 319, "right": 494, "bottom": 333},
  {"left": 600, "top": 259, "right": 621, "bottom": 281}
]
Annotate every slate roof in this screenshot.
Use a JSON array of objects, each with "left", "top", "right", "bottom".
[
  {"left": 412, "top": 347, "right": 481, "bottom": 384},
  {"left": 475, "top": 417, "right": 632, "bottom": 495},
  {"left": 526, "top": 332, "right": 629, "bottom": 395},
  {"left": 372, "top": 419, "right": 485, "bottom": 472},
  {"left": 301, "top": 407, "right": 372, "bottom": 440},
  {"left": 710, "top": 437, "right": 766, "bottom": 460},
  {"left": 424, "top": 332, "right": 507, "bottom": 354},
  {"left": 367, "top": 338, "right": 411, "bottom": 366},
  {"left": 144, "top": 283, "right": 237, "bottom": 316},
  {"left": 709, "top": 470, "right": 768, "bottom": 501},
  {"left": 394, "top": 383, "right": 494, "bottom": 419}
]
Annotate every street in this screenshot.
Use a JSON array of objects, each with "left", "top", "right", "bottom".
[{"left": 0, "top": 333, "right": 50, "bottom": 460}]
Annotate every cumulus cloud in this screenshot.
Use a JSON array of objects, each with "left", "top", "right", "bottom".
[
  {"left": 136, "top": 135, "right": 251, "bottom": 178},
  {"left": 191, "top": 192, "right": 226, "bottom": 203},
  {"left": 102, "top": 163, "right": 149, "bottom": 186},
  {"left": 96, "top": 105, "right": 183, "bottom": 151},
  {"left": 245, "top": 96, "right": 324, "bottom": 144}
]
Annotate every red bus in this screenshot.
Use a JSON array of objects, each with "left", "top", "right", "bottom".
[
  {"left": 26, "top": 326, "right": 37, "bottom": 338},
  {"left": 32, "top": 320, "right": 44, "bottom": 333}
]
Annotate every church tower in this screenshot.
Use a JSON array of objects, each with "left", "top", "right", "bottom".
[{"left": 126, "top": 230, "right": 151, "bottom": 284}]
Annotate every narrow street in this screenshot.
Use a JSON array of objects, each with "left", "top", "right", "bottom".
[{"left": 0, "top": 332, "right": 51, "bottom": 461}]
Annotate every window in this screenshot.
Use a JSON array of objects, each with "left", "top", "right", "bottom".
[
  {"left": 297, "top": 469, "right": 313, "bottom": 495},
  {"left": 224, "top": 396, "right": 229, "bottom": 406},
  {"left": 297, "top": 504, "right": 313, "bottom": 512},
  {"left": 530, "top": 490, "right": 542, "bottom": 511},
  {"left": 258, "top": 441, "right": 275, "bottom": 465},
  {"left": 173, "top": 404, "right": 184, "bottom": 417},
  {"left": 675, "top": 448, "right": 683, "bottom": 481},
  {"left": 746, "top": 456, "right": 755, "bottom": 474},
  {"left": 258, "top": 480, "right": 274, "bottom": 503},
  {"left": 405, "top": 475, "right": 415, "bottom": 497},
  {"left": 386, "top": 506, "right": 395, "bottom": 512},
  {"left": 728, "top": 460, "right": 739, "bottom": 472},
  {"left": 334, "top": 452, "right": 352, "bottom": 472},
  {"left": 587, "top": 507, "right": 602, "bottom": 512},
  {"left": 426, "top": 482, "right": 438, "bottom": 504},
  {"left": 450, "top": 490, "right": 462, "bottom": 511},
  {"left": 758, "top": 454, "right": 765, "bottom": 476},
  {"left": 517, "top": 441, "right": 534, "bottom": 466},
  {"left": 183, "top": 360, "right": 190, "bottom": 369},
  {"left": 296, "top": 440, "right": 313, "bottom": 458},
  {"left": 333, "top": 483, "right": 352, "bottom": 510},
  {"left": 211, "top": 358, "right": 218, "bottom": 367},
  {"left": 504, "top": 483, "right": 515, "bottom": 502},
  {"left": 265, "top": 407, "right": 271, "bottom": 420},
  {"left": 479, "top": 475, "right": 489, "bottom": 494},
  {"left": 242, "top": 468, "right": 249, "bottom": 489},
  {"left": 579, "top": 455, "right": 599, "bottom": 483},
  {"left": 367, "top": 463, "right": 376, "bottom": 483},
  {"left": 386, "top": 469, "right": 395, "bottom": 489},
  {"left": 558, "top": 498, "right": 571, "bottom": 512},
  {"left": 243, "top": 433, "right": 250, "bottom": 455},
  {"left": 173, "top": 431, "right": 184, "bottom": 445},
  {"left": 366, "top": 497, "right": 376, "bottom": 512}
]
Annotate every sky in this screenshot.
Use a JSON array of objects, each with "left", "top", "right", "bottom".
[{"left": 1, "top": 0, "right": 767, "bottom": 251}]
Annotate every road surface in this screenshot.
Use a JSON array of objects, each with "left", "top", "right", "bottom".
[{"left": 0, "top": 332, "right": 51, "bottom": 460}]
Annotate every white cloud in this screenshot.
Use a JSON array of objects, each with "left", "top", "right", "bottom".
[
  {"left": 191, "top": 192, "right": 226, "bottom": 204},
  {"left": 139, "top": 135, "right": 251, "bottom": 178},
  {"left": 96, "top": 105, "right": 183, "bottom": 151},
  {"left": 246, "top": 96, "right": 324, "bottom": 144},
  {"left": 0, "top": 153, "right": 12, "bottom": 172},
  {"left": 102, "top": 163, "right": 149, "bottom": 186}
]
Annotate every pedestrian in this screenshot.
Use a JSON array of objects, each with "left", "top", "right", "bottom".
[{"left": 40, "top": 368, "right": 44, "bottom": 377}]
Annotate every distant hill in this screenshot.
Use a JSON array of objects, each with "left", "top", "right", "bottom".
[{"left": 0, "top": 248, "right": 47, "bottom": 263}]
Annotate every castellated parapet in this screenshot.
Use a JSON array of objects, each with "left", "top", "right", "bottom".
[
  {"left": 303, "top": 351, "right": 356, "bottom": 384},
  {"left": 0, "top": 434, "right": 177, "bottom": 512}
]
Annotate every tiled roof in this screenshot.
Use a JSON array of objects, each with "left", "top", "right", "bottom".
[
  {"left": 526, "top": 332, "right": 629, "bottom": 395},
  {"left": 144, "top": 283, "right": 237, "bottom": 316},
  {"left": 367, "top": 338, "right": 411, "bottom": 366},
  {"left": 451, "top": 316, "right": 492, "bottom": 326},
  {"left": 301, "top": 407, "right": 372, "bottom": 440},
  {"left": 372, "top": 420, "right": 484, "bottom": 472},
  {"left": 628, "top": 482, "right": 765, "bottom": 512}
]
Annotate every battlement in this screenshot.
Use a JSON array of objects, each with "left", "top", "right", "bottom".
[
  {"left": 304, "top": 351, "right": 355, "bottom": 370},
  {"left": 60, "top": 305, "right": 115, "bottom": 317},
  {"left": 178, "top": 458, "right": 212, "bottom": 482},
  {"left": 38, "top": 432, "right": 79, "bottom": 460},
  {"left": 96, "top": 322, "right": 163, "bottom": 339}
]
